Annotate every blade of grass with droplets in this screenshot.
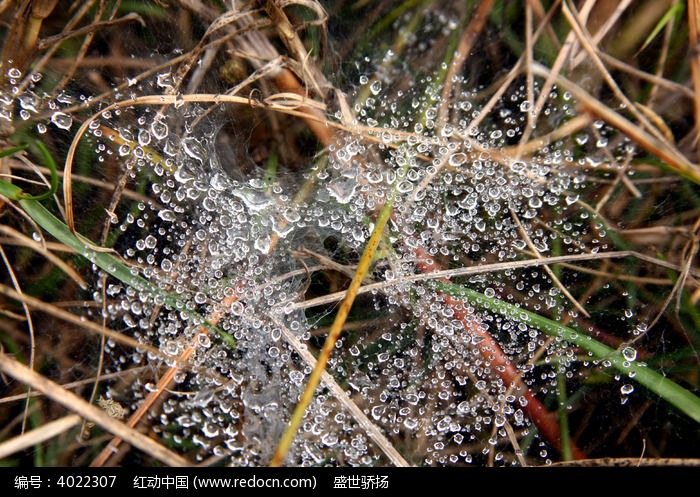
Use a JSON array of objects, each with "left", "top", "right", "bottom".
[
  {"left": 269, "top": 194, "right": 397, "bottom": 466},
  {"left": 430, "top": 281, "right": 700, "bottom": 424},
  {"left": 1, "top": 172, "right": 239, "bottom": 465},
  {"left": 413, "top": 246, "right": 586, "bottom": 459},
  {"left": 0, "top": 176, "right": 233, "bottom": 347},
  {"left": 1, "top": 174, "right": 155, "bottom": 293}
]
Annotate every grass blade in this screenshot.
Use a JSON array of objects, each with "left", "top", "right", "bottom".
[{"left": 431, "top": 281, "right": 700, "bottom": 424}]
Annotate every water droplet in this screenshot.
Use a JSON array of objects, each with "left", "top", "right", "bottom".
[
  {"left": 144, "top": 235, "right": 157, "bottom": 249},
  {"left": 233, "top": 187, "right": 273, "bottom": 212},
  {"left": 182, "top": 137, "right": 205, "bottom": 163},
  {"left": 138, "top": 128, "right": 151, "bottom": 146},
  {"left": 158, "top": 209, "right": 176, "bottom": 222},
  {"left": 254, "top": 234, "right": 272, "bottom": 254},
  {"left": 620, "top": 384, "right": 634, "bottom": 395},
  {"left": 449, "top": 152, "right": 467, "bottom": 167},
  {"left": 327, "top": 176, "right": 358, "bottom": 204},
  {"left": 321, "top": 432, "right": 338, "bottom": 446},
  {"left": 151, "top": 119, "right": 168, "bottom": 140},
  {"left": 494, "top": 414, "right": 506, "bottom": 427},
  {"left": 197, "top": 333, "right": 211, "bottom": 348},
  {"left": 396, "top": 180, "right": 414, "bottom": 193},
  {"left": 156, "top": 72, "right": 174, "bottom": 89},
  {"left": 202, "top": 423, "right": 219, "bottom": 438},
  {"left": 50, "top": 112, "right": 72, "bottom": 130},
  {"left": 404, "top": 418, "right": 418, "bottom": 429},
  {"left": 18, "top": 94, "right": 38, "bottom": 113},
  {"left": 621, "top": 346, "right": 637, "bottom": 362}
]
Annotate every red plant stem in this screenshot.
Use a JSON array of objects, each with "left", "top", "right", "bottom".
[{"left": 412, "top": 244, "right": 586, "bottom": 460}]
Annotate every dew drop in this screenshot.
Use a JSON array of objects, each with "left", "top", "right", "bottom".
[
  {"left": 197, "top": 333, "right": 211, "bottom": 348},
  {"left": 182, "top": 137, "right": 205, "bottom": 163},
  {"left": 202, "top": 423, "right": 219, "bottom": 438},
  {"left": 448, "top": 152, "right": 467, "bottom": 167},
  {"left": 621, "top": 346, "right": 637, "bottom": 362},
  {"left": 50, "top": 112, "right": 72, "bottom": 130},
  {"left": 138, "top": 128, "right": 151, "bottom": 146},
  {"left": 254, "top": 234, "right": 272, "bottom": 254},
  {"left": 327, "top": 176, "right": 358, "bottom": 204},
  {"left": 158, "top": 209, "right": 176, "bottom": 222},
  {"left": 160, "top": 258, "right": 172, "bottom": 272},
  {"left": 156, "top": 72, "right": 174, "bottom": 89},
  {"left": 565, "top": 194, "right": 579, "bottom": 205},
  {"left": 151, "top": 119, "right": 168, "bottom": 140}
]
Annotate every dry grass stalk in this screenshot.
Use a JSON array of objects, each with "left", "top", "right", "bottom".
[
  {"left": 0, "top": 353, "right": 191, "bottom": 466},
  {"left": 689, "top": 0, "right": 700, "bottom": 162},
  {"left": 0, "top": 414, "right": 80, "bottom": 460}
]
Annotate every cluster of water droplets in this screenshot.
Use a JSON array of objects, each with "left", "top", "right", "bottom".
[
  {"left": 307, "top": 70, "right": 636, "bottom": 464},
  {"left": 116, "top": 75, "right": 622, "bottom": 465},
  {"left": 56, "top": 67, "right": 416, "bottom": 464},
  {"left": 0, "top": 66, "right": 83, "bottom": 134},
  {"left": 0, "top": 53, "right": 645, "bottom": 465}
]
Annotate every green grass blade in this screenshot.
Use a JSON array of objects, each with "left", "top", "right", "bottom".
[
  {"left": 17, "top": 141, "right": 60, "bottom": 201},
  {"left": 0, "top": 144, "right": 28, "bottom": 158},
  {"left": 430, "top": 281, "right": 700, "bottom": 424},
  {"left": 639, "top": 2, "right": 685, "bottom": 53},
  {"left": 0, "top": 178, "right": 234, "bottom": 348}
]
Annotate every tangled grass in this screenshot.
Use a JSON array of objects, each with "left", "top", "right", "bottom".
[{"left": 0, "top": 0, "right": 699, "bottom": 467}]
